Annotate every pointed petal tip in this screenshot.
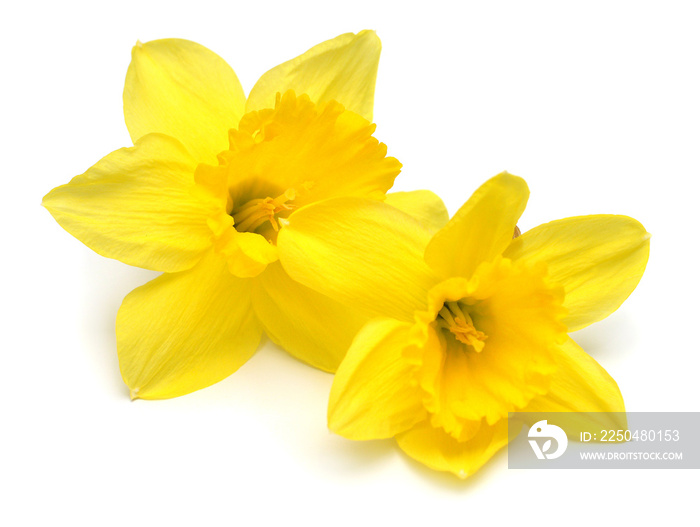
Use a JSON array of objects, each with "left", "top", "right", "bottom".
[
  {"left": 357, "top": 29, "right": 380, "bottom": 43},
  {"left": 131, "top": 40, "right": 145, "bottom": 57},
  {"left": 41, "top": 186, "right": 60, "bottom": 209},
  {"left": 495, "top": 170, "right": 528, "bottom": 188},
  {"left": 129, "top": 387, "right": 140, "bottom": 401}
]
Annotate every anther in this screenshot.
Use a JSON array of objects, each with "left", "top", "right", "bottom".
[
  {"left": 231, "top": 189, "right": 296, "bottom": 233},
  {"left": 436, "top": 301, "right": 488, "bottom": 352}
]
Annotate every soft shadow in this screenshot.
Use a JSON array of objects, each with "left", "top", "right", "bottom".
[
  {"left": 80, "top": 251, "right": 159, "bottom": 398},
  {"left": 318, "top": 434, "right": 399, "bottom": 475},
  {"left": 569, "top": 311, "right": 639, "bottom": 362},
  {"left": 400, "top": 446, "right": 507, "bottom": 491},
  {"left": 317, "top": 430, "right": 507, "bottom": 488}
]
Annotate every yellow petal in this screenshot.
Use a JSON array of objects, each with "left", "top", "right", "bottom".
[
  {"left": 522, "top": 337, "right": 626, "bottom": 432},
  {"left": 277, "top": 197, "right": 439, "bottom": 323},
  {"left": 384, "top": 190, "right": 450, "bottom": 234},
  {"left": 42, "top": 134, "right": 212, "bottom": 273},
  {"left": 328, "top": 319, "right": 427, "bottom": 440},
  {"left": 222, "top": 231, "right": 279, "bottom": 278},
  {"left": 252, "top": 262, "right": 367, "bottom": 372},
  {"left": 396, "top": 419, "right": 511, "bottom": 478},
  {"left": 504, "top": 215, "right": 650, "bottom": 331},
  {"left": 424, "top": 172, "right": 529, "bottom": 280},
  {"left": 246, "top": 31, "right": 381, "bottom": 121},
  {"left": 117, "top": 250, "right": 263, "bottom": 399},
  {"left": 124, "top": 39, "right": 246, "bottom": 164}
]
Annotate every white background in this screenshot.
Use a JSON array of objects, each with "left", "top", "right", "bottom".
[{"left": 3, "top": 1, "right": 699, "bottom": 524}]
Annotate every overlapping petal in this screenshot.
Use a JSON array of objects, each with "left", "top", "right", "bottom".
[
  {"left": 246, "top": 31, "right": 381, "bottom": 121},
  {"left": 396, "top": 419, "right": 511, "bottom": 478},
  {"left": 328, "top": 318, "right": 428, "bottom": 439},
  {"left": 504, "top": 215, "right": 650, "bottom": 331},
  {"left": 116, "top": 250, "right": 263, "bottom": 399},
  {"left": 424, "top": 172, "right": 530, "bottom": 280},
  {"left": 218, "top": 231, "right": 280, "bottom": 278},
  {"left": 124, "top": 39, "right": 247, "bottom": 163},
  {"left": 42, "top": 134, "right": 212, "bottom": 273},
  {"left": 251, "top": 262, "right": 368, "bottom": 372},
  {"left": 277, "top": 197, "right": 439, "bottom": 323},
  {"left": 384, "top": 190, "right": 450, "bottom": 234}
]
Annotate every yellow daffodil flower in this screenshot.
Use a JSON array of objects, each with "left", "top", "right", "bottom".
[
  {"left": 42, "top": 32, "right": 420, "bottom": 399},
  {"left": 277, "top": 172, "right": 650, "bottom": 478}
]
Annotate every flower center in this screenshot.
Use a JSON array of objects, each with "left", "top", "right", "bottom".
[
  {"left": 436, "top": 301, "right": 488, "bottom": 352},
  {"left": 231, "top": 188, "right": 296, "bottom": 235},
  {"left": 193, "top": 89, "right": 400, "bottom": 278}
]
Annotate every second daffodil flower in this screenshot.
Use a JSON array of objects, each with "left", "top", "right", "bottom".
[
  {"left": 43, "top": 32, "right": 408, "bottom": 399},
  {"left": 277, "top": 172, "right": 650, "bottom": 478}
]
